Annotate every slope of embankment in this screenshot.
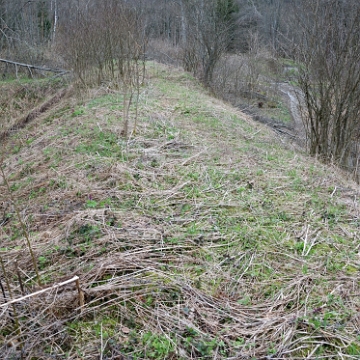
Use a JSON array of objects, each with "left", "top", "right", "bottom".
[{"left": 0, "top": 62, "right": 359, "bottom": 359}]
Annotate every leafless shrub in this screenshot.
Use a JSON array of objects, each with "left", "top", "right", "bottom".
[
  {"left": 212, "top": 45, "right": 277, "bottom": 105},
  {"left": 212, "top": 54, "right": 246, "bottom": 100},
  {"left": 147, "top": 39, "right": 182, "bottom": 66},
  {"left": 57, "top": 1, "right": 145, "bottom": 86},
  {"left": 57, "top": 0, "right": 146, "bottom": 137},
  {"left": 180, "top": 0, "right": 236, "bottom": 88}
]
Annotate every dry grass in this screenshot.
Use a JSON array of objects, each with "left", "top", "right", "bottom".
[
  {"left": 0, "top": 62, "right": 359, "bottom": 359},
  {"left": 0, "top": 77, "right": 68, "bottom": 132}
]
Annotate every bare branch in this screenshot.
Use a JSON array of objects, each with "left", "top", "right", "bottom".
[
  {"left": 0, "top": 58, "right": 68, "bottom": 74},
  {"left": 0, "top": 276, "right": 80, "bottom": 308}
]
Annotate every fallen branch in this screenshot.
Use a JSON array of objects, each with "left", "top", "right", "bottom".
[
  {"left": 0, "top": 58, "right": 69, "bottom": 74},
  {"left": 0, "top": 276, "right": 82, "bottom": 308}
]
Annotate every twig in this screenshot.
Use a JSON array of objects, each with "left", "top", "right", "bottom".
[
  {"left": 331, "top": 186, "right": 337, "bottom": 197},
  {"left": 303, "top": 227, "right": 321, "bottom": 257},
  {"left": 302, "top": 225, "right": 309, "bottom": 257},
  {"left": 0, "top": 276, "right": 80, "bottom": 308},
  {"left": 76, "top": 277, "right": 84, "bottom": 310},
  {"left": 100, "top": 323, "right": 104, "bottom": 360},
  {"left": 0, "top": 255, "right": 22, "bottom": 347},
  {"left": 0, "top": 165, "right": 41, "bottom": 285},
  {"left": 14, "top": 260, "right": 25, "bottom": 296},
  {"left": 181, "top": 151, "right": 205, "bottom": 166}
]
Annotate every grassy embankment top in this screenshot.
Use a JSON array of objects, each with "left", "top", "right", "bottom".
[{"left": 0, "top": 62, "right": 359, "bottom": 359}]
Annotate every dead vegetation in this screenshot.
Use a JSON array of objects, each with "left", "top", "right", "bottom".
[
  {"left": 0, "top": 77, "right": 68, "bottom": 135},
  {"left": 0, "top": 86, "right": 72, "bottom": 143},
  {"left": 0, "top": 62, "right": 359, "bottom": 359}
]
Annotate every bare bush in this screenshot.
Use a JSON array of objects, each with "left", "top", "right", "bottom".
[
  {"left": 212, "top": 40, "right": 278, "bottom": 106},
  {"left": 57, "top": 1, "right": 145, "bottom": 86},
  {"left": 147, "top": 39, "right": 182, "bottom": 66},
  {"left": 57, "top": 0, "right": 146, "bottom": 137},
  {"left": 181, "top": 0, "right": 237, "bottom": 87},
  {"left": 212, "top": 54, "right": 246, "bottom": 100}
]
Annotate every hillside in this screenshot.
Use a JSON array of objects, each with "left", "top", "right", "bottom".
[{"left": 0, "top": 62, "right": 359, "bottom": 359}]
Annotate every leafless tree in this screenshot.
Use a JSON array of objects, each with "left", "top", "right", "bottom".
[
  {"left": 292, "top": 0, "right": 360, "bottom": 173},
  {"left": 181, "top": 0, "right": 238, "bottom": 87}
]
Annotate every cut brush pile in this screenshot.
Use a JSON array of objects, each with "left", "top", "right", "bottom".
[{"left": 0, "top": 62, "right": 359, "bottom": 359}]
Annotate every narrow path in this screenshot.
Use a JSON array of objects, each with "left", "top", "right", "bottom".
[{"left": 275, "top": 82, "right": 307, "bottom": 147}]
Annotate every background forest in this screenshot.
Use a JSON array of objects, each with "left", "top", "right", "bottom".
[{"left": 2, "top": 0, "right": 360, "bottom": 175}]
